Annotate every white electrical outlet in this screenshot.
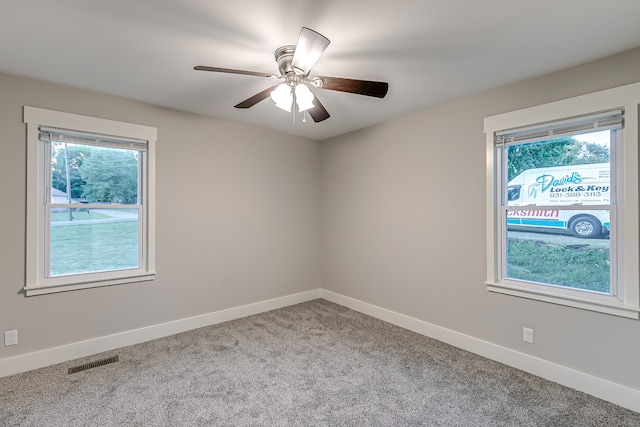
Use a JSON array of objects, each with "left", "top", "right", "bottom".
[
  {"left": 4, "top": 330, "right": 18, "bottom": 346},
  {"left": 523, "top": 327, "right": 534, "bottom": 344}
]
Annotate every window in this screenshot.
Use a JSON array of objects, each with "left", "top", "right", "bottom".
[
  {"left": 484, "top": 83, "right": 640, "bottom": 318},
  {"left": 24, "top": 107, "right": 156, "bottom": 296}
]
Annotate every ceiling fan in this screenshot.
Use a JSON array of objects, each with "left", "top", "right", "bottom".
[{"left": 194, "top": 27, "right": 389, "bottom": 123}]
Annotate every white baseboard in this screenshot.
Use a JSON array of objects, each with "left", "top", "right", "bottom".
[
  {"left": 0, "top": 289, "right": 321, "bottom": 378},
  {"left": 3, "top": 287, "right": 639, "bottom": 413},
  {"left": 319, "top": 289, "right": 640, "bottom": 414}
]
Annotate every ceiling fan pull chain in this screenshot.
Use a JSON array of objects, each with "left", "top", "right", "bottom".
[{"left": 292, "top": 87, "right": 297, "bottom": 123}]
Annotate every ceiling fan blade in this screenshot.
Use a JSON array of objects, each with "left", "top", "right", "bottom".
[
  {"left": 291, "top": 27, "right": 330, "bottom": 75},
  {"left": 315, "top": 76, "right": 389, "bottom": 98},
  {"left": 234, "top": 84, "right": 280, "bottom": 109},
  {"left": 307, "top": 97, "right": 330, "bottom": 123},
  {"left": 194, "top": 66, "right": 276, "bottom": 78}
]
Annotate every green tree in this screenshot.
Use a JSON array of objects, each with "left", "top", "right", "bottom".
[
  {"left": 79, "top": 147, "right": 139, "bottom": 204},
  {"left": 507, "top": 136, "right": 610, "bottom": 181},
  {"left": 578, "top": 142, "right": 610, "bottom": 164},
  {"left": 51, "top": 143, "right": 91, "bottom": 199}
]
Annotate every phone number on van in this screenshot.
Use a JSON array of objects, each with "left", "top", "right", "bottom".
[{"left": 550, "top": 192, "right": 602, "bottom": 198}]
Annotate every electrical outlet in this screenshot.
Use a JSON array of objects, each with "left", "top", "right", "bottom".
[
  {"left": 4, "top": 330, "right": 18, "bottom": 346},
  {"left": 523, "top": 327, "right": 534, "bottom": 344}
]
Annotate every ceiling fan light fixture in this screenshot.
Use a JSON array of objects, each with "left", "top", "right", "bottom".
[
  {"left": 270, "top": 83, "right": 292, "bottom": 112},
  {"left": 295, "top": 83, "right": 315, "bottom": 112}
]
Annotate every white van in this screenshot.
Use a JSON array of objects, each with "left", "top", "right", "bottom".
[{"left": 506, "top": 163, "right": 610, "bottom": 238}]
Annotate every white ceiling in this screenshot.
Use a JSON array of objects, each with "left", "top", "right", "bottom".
[{"left": 2, "top": 1, "right": 640, "bottom": 141}]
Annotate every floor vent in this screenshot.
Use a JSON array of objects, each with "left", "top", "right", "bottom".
[{"left": 68, "top": 355, "right": 119, "bottom": 374}]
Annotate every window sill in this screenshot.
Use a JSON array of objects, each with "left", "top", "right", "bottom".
[
  {"left": 486, "top": 281, "right": 640, "bottom": 319},
  {"left": 24, "top": 272, "right": 156, "bottom": 296}
]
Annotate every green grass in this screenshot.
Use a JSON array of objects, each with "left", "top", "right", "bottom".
[
  {"left": 507, "top": 238, "right": 610, "bottom": 293},
  {"left": 50, "top": 220, "right": 138, "bottom": 276}
]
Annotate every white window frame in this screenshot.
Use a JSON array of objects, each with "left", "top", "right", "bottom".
[
  {"left": 24, "top": 106, "right": 157, "bottom": 296},
  {"left": 484, "top": 83, "right": 640, "bottom": 319}
]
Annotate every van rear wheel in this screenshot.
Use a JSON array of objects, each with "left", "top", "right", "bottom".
[{"left": 570, "top": 216, "right": 601, "bottom": 238}]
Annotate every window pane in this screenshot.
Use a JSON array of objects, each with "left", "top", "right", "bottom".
[
  {"left": 505, "top": 212, "right": 610, "bottom": 294},
  {"left": 51, "top": 142, "right": 140, "bottom": 205},
  {"left": 505, "top": 131, "right": 610, "bottom": 207},
  {"left": 49, "top": 208, "right": 139, "bottom": 277}
]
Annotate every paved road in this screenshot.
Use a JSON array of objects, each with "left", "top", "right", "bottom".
[
  {"left": 51, "top": 209, "right": 138, "bottom": 227},
  {"left": 91, "top": 208, "right": 137, "bottom": 219}
]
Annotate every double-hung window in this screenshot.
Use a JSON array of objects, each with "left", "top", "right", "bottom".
[
  {"left": 485, "top": 83, "right": 640, "bottom": 318},
  {"left": 24, "top": 107, "right": 156, "bottom": 296}
]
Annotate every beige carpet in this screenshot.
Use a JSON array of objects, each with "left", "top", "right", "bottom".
[{"left": 1, "top": 299, "right": 639, "bottom": 426}]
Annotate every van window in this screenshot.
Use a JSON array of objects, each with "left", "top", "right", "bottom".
[{"left": 507, "top": 185, "right": 521, "bottom": 201}]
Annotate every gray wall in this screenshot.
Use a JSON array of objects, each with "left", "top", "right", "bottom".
[
  {"left": 0, "top": 73, "right": 321, "bottom": 356},
  {"left": 2, "top": 48, "right": 640, "bottom": 392},
  {"left": 320, "top": 48, "right": 640, "bottom": 390}
]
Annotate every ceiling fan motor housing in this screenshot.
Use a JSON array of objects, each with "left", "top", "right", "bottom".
[{"left": 275, "top": 45, "right": 297, "bottom": 77}]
